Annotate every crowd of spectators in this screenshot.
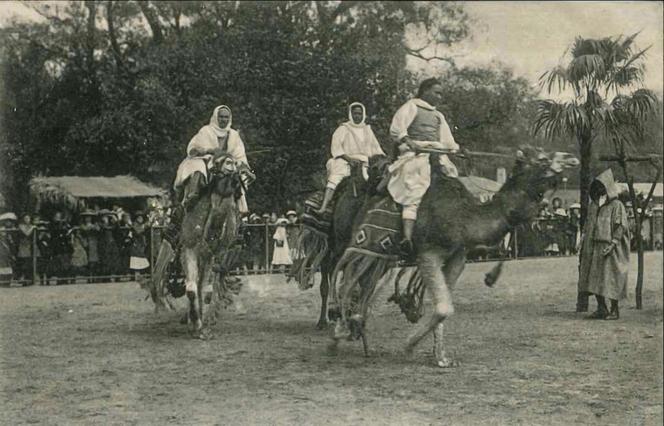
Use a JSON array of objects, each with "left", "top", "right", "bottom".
[
  {"left": 0, "top": 205, "right": 304, "bottom": 286},
  {"left": 2, "top": 198, "right": 661, "bottom": 285}
]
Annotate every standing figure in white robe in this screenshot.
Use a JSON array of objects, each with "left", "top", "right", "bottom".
[
  {"left": 387, "top": 78, "right": 460, "bottom": 256},
  {"left": 174, "top": 105, "right": 254, "bottom": 214},
  {"left": 316, "top": 102, "right": 386, "bottom": 214}
]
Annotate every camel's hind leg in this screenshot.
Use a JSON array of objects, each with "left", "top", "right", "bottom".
[
  {"left": 182, "top": 247, "right": 203, "bottom": 333},
  {"left": 432, "top": 249, "right": 465, "bottom": 367},
  {"left": 405, "top": 248, "right": 454, "bottom": 362}
]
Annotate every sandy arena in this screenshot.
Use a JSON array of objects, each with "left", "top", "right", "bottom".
[{"left": 1, "top": 253, "right": 662, "bottom": 425}]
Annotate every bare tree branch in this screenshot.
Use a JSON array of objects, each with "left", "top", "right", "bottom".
[
  {"left": 106, "top": 1, "right": 126, "bottom": 70},
  {"left": 405, "top": 45, "right": 455, "bottom": 65}
]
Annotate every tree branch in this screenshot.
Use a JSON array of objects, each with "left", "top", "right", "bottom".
[
  {"left": 404, "top": 45, "right": 455, "bottom": 65},
  {"left": 137, "top": 1, "right": 164, "bottom": 45},
  {"left": 106, "top": 1, "right": 125, "bottom": 69}
]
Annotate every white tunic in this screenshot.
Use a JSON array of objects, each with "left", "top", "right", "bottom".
[{"left": 387, "top": 98, "right": 459, "bottom": 207}]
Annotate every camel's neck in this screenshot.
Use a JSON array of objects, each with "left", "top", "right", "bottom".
[{"left": 466, "top": 183, "right": 531, "bottom": 246}]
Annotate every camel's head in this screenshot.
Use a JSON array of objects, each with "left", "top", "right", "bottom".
[
  {"left": 506, "top": 147, "right": 578, "bottom": 217},
  {"left": 211, "top": 153, "right": 238, "bottom": 176}
]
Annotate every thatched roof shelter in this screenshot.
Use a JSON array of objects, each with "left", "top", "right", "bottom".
[{"left": 29, "top": 175, "right": 166, "bottom": 211}]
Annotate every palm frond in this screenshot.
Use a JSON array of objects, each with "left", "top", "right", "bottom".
[
  {"left": 571, "top": 37, "right": 604, "bottom": 57},
  {"left": 539, "top": 65, "right": 568, "bottom": 94},
  {"left": 568, "top": 54, "right": 606, "bottom": 83},
  {"left": 622, "top": 88, "right": 659, "bottom": 119},
  {"left": 533, "top": 99, "right": 589, "bottom": 139}
]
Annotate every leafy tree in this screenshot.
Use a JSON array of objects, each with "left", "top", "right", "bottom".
[{"left": 1, "top": 1, "right": 474, "bottom": 213}]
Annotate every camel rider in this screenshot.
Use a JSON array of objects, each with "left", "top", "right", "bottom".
[
  {"left": 316, "top": 102, "right": 386, "bottom": 214},
  {"left": 174, "top": 105, "right": 254, "bottom": 214},
  {"left": 387, "top": 78, "right": 460, "bottom": 256}
]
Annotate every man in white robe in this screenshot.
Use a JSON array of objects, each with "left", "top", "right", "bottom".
[
  {"left": 316, "top": 102, "right": 385, "bottom": 214},
  {"left": 387, "top": 78, "right": 460, "bottom": 255},
  {"left": 174, "top": 105, "right": 254, "bottom": 213}
]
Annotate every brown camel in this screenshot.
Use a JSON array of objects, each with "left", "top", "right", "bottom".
[
  {"left": 146, "top": 153, "right": 243, "bottom": 337},
  {"left": 330, "top": 147, "right": 579, "bottom": 367},
  {"left": 290, "top": 156, "right": 390, "bottom": 329}
]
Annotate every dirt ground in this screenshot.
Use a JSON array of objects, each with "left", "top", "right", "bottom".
[{"left": 1, "top": 253, "right": 662, "bottom": 425}]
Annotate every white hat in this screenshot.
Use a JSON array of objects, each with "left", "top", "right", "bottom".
[
  {"left": 0, "top": 212, "right": 18, "bottom": 222},
  {"left": 569, "top": 203, "right": 580, "bottom": 209},
  {"left": 276, "top": 218, "right": 288, "bottom": 225},
  {"left": 286, "top": 210, "right": 297, "bottom": 217}
]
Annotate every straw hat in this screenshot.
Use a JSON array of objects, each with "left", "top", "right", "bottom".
[
  {"left": 286, "top": 210, "right": 297, "bottom": 217},
  {"left": 80, "top": 209, "right": 97, "bottom": 217},
  {"left": 569, "top": 203, "right": 581, "bottom": 209},
  {"left": 276, "top": 218, "right": 288, "bottom": 225}
]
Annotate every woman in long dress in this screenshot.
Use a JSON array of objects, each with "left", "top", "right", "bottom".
[
  {"left": 129, "top": 212, "right": 150, "bottom": 279},
  {"left": 271, "top": 218, "right": 292, "bottom": 273}
]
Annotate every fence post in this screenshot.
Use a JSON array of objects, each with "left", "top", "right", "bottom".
[
  {"left": 264, "top": 223, "right": 270, "bottom": 273},
  {"left": 32, "top": 227, "right": 38, "bottom": 286},
  {"left": 513, "top": 227, "right": 519, "bottom": 259}
]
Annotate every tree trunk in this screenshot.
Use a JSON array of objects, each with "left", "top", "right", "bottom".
[
  {"left": 138, "top": 1, "right": 164, "bottom": 45},
  {"left": 626, "top": 178, "right": 644, "bottom": 310},
  {"left": 635, "top": 220, "right": 644, "bottom": 309},
  {"left": 84, "top": 1, "right": 97, "bottom": 75},
  {"left": 578, "top": 136, "right": 593, "bottom": 233}
]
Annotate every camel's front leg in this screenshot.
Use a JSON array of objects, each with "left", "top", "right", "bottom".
[
  {"left": 317, "top": 271, "right": 330, "bottom": 329},
  {"left": 405, "top": 248, "right": 454, "bottom": 359},
  {"left": 182, "top": 247, "right": 202, "bottom": 332}
]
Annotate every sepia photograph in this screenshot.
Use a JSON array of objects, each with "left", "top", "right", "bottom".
[{"left": 0, "top": 1, "right": 662, "bottom": 424}]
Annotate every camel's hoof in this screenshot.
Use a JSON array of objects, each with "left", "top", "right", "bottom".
[
  {"left": 327, "top": 306, "right": 342, "bottom": 322},
  {"left": 315, "top": 319, "right": 329, "bottom": 330},
  {"left": 436, "top": 358, "right": 459, "bottom": 368},
  {"left": 197, "top": 329, "right": 212, "bottom": 340},
  {"left": 333, "top": 322, "right": 351, "bottom": 340},
  {"left": 180, "top": 313, "right": 189, "bottom": 325},
  {"left": 326, "top": 340, "right": 339, "bottom": 356},
  {"left": 403, "top": 345, "right": 415, "bottom": 359}
]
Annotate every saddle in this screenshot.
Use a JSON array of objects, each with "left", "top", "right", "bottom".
[{"left": 301, "top": 156, "right": 390, "bottom": 235}]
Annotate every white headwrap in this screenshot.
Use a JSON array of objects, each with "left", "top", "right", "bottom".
[
  {"left": 346, "top": 102, "right": 366, "bottom": 128},
  {"left": 209, "top": 105, "right": 233, "bottom": 135}
]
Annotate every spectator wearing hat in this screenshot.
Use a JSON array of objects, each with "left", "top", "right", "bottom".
[
  {"left": 129, "top": 211, "right": 150, "bottom": 279},
  {"left": 16, "top": 214, "right": 36, "bottom": 285},
  {"left": 271, "top": 217, "right": 292, "bottom": 273},
  {"left": 69, "top": 225, "right": 88, "bottom": 280},
  {"left": 285, "top": 210, "right": 302, "bottom": 262},
  {"left": 568, "top": 203, "right": 581, "bottom": 255},
  {"left": 117, "top": 212, "right": 133, "bottom": 279},
  {"left": 244, "top": 213, "right": 265, "bottom": 273},
  {"left": 79, "top": 210, "right": 100, "bottom": 283},
  {"left": 0, "top": 212, "right": 18, "bottom": 286},
  {"left": 48, "top": 211, "right": 72, "bottom": 285},
  {"left": 32, "top": 215, "right": 50, "bottom": 285},
  {"left": 98, "top": 210, "right": 122, "bottom": 282}
]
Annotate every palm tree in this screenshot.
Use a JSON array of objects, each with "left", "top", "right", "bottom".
[{"left": 534, "top": 33, "right": 657, "bottom": 229}]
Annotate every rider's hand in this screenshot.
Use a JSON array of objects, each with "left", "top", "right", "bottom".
[{"left": 602, "top": 242, "right": 616, "bottom": 257}]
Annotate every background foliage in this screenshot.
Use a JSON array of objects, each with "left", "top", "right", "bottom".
[{"left": 1, "top": 1, "right": 661, "bottom": 214}]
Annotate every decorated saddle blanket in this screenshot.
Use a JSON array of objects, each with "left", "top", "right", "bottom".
[
  {"left": 301, "top": 191, "right": 332, "bottom": 236},
  {"left": 347, "top": 196, "right": 402, "bottom": 259}
]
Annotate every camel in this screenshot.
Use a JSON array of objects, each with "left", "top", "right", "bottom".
[
  {"left": 329, "top": 147, "right": 579, "bottom": 367},
  {"left": 290, "top": 156, "right": 390, "bottom": 329},
  {"left": 146, "top": 153, "right": 243, "bottom": 337}
]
